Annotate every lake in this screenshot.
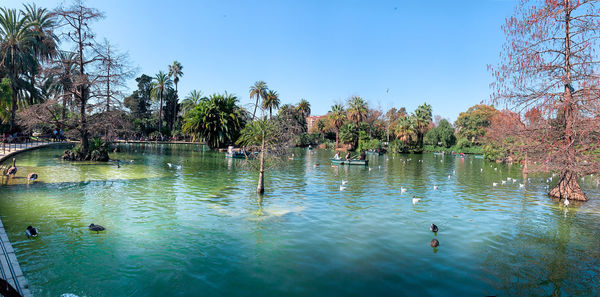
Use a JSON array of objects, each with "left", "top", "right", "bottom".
[{"left": 1, "top": 144, "right": 599, "bottom": 297}]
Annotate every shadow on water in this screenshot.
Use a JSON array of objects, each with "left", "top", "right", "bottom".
[{"left": 481, "top": 203, "right": 600, "bottom": 296}]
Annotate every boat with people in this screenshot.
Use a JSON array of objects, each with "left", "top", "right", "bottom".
[{"left": 330, "top": 158, "right": 369, "bottom": 166}]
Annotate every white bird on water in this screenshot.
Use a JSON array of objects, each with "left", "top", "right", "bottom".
[
  {"left": 167, "top": 163, "right": 173, "bottom": 168},
  {"left": 501, "top": 180, "right": 506, "bottom": 185},
  {"left": 341, "top": 179, "right": 348, "bottom": 185},
  {"left": 176, "top": 165, "right": 182, "bottom": 170},
  {"left": 564, "top": 197, "right": 570, "bottom": 207},
  {"left": 412, "top": 197, "right": 421, "bottom": 204},
  {"left": 493, "top": 182, "right": 498, "bottom": 187},
  {"left": 448, "top": 175, "right": 451, "bottom": 179},
  {"left": 401, "top": 187, "right": 407, "bottom": 193},
  {"left": 519, "top": 183, "right": 525, "bottom": 188},
  {"left": 433, "top": 185, "right": 438, "bottom": 190},
  {"left": 339, "top": 185, "right": 347, "bottom": 191}
]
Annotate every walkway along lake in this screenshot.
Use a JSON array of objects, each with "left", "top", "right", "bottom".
[{"left": 1, "top": 143, "right": 599, "bottom": 296}]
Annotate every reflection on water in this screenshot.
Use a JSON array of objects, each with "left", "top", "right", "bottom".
[{"left": 0, "top": 144, "right": 599, "bottom": 297}]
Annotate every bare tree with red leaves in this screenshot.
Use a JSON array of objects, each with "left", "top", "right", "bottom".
[{"left": 490, "top": 0, "right": 600, "bottom": 201}]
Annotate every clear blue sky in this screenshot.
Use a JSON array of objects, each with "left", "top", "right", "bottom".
[{"left": 6, "top": 0, "right": 515, "bottom": 121}]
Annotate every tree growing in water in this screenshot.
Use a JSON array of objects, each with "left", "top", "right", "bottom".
[
  {"left": 490, "top": 0, "right": 600, "bottom": 201},
  {"left": 55, "top": 0, "right": 104, "bottom": 159}
]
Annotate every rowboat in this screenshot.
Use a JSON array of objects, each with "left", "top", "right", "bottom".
[{"left": 330, "top": 158, "right": 369, "bottom": 166}]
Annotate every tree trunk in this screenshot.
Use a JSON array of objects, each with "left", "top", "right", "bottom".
[
  {"left": 62, "top": 93, "right": 67, "bottom": 120},
  {"left": 80, "top": 85, "right": 89, "bottom": 157},
  {"left": 172, "top": 83, "right": 178, "bottom": 133},
  {"left": 549, "top": 170, "right": 586, "bottom": 201},
  {"left": 9, "top": 85, "right": 16, "bottom": 133},
  {"left": 252, "top": 95, "right": 259, "bottom": 121},
  {"left": 158, "top": 91, "right": 163, "bottom": 132},
  {"left": 335, "top": 130, "right": 339, "bottom": 148},
  {"left": 257, "top": 128, "right": 265, "bottom": 194}
]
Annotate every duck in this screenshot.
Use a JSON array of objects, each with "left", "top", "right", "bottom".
[
  {"left": 167, "top": 163, "right": 173, "bottom": 168},
  {"left": 25, "top": 226, "right": 38, "bottom": 238},
  {"left": 430, "top": 224, "right": 438, "bottom": 233},
  {"left": 401, "top": 187, "right": 407, "bottom": 193},
  {"left": 176, "top": 165, "right": 182, "bottom": 170},
  {"left": 501, "top": 180, "right": 506, "bottom": 185},
  {"left": 519, "top": 183, "right": 525, "bottom": 188},
  {"left": 339, "top": 185, "right": 347, "bottom": 191},
  {"left": 341, "top": 180, "right": 348, "bottom": 185},
  {"left": 430, "top": 238, "right": 440, "bottom": 247},
  {"left": 412, "top": 196, "right": 421, "bottom": 204},
  {"left": 433, "top": 185, "right": 438, "bottom": 190},
  {"left": 447, "top": 175, "right": 451, "bottom": 179},
  {"left": 88, "top": 223, "right": 106, "bottom": 233},
  {"left": 6, "top": 158, "right": 17, "bottom": 177},
  {"left": 564, "top": 197, "right": 569, "bottom": 207},
  {"left": 492, "top": 182, "right": 498, "bottom": 187},
  {"left": 27, "top": 173, "right": 38, "bottom": 182}
]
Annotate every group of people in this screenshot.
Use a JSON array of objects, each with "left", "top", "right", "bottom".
[
  {"left": 52, "top": 129, "right": 65, "bottom": 142},
  {"left": 333, "top": 150, "right": 367, "bottom": 161}
]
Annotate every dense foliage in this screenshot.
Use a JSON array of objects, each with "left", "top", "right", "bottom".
[{"left": 182, "top": 93, "right": 246, "bottom": 148}]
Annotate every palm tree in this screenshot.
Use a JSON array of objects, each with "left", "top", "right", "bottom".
[
  {"left": 48, "top": 51, "right": 77, "bottom": 119},
  {"left": 249, "top": 80, "right": 268, "bottom": 120},
  {"left": 22, "top": 4, "right": 58, "bottom": 105},
  {"left": 22, "top": 4, "right": 57, "bottom": 62},
  {"left": 347, "top": 96, "right": 368, "bottom": 125},
  {"left": 236, "top": 118, "right": 278, "bottom": 194},
  {"left": 414, "top": 102, "right": 432, "bottom": 147},
  {"left": 296, "top": 99, "right": 311, "bottom": 118},
  {"left": 0, "top": 8, "right": 36, "bottom": 132},
  {"left": 395, "top": 116, "right": 417, "bottom": 145},
  {"left": 168, "top": 61, "right": 183, "bottom": 131},
  {"left": 328, "top": 103, "right": 346, "bottom": 148},
  {"left": 262, "top": 89, "right": 280, "bottom": 118},
  {"left": 181, "top": 90, "right": 203, "bottom": 116},
  {"left": 339, "top": 123, "right": 358, "bottom": 148},
  {"left": 151, "top": 71, "right": 172, "bottom": 132},
  {"left": 182, "top": 92, "right": 246, "bottom": 148}
]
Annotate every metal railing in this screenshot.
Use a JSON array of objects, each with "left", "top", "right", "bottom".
[{"left": 0, "top": 135, "right": 55, "bottom": 156}]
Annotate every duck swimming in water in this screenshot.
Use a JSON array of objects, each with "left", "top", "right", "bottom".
[
  {"left": 25, "top": 226, "right": 38, "bottom": 238},
  {"left": 27, "top": 173, "right": 38, "bottom": 182},
  {"left": 430, "top": 238, "right": 440, "bottom": 247},
  {"left": 430, "top": 223, "right": 438, "bottom": 233},
  {"left": 89, "top": 223, "right": 105, "bottom": 233}
]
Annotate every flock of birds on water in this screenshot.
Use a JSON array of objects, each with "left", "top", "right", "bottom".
[
  {"left": 0, "top": 150, "right": 588, "bottom": 246},
  {"left": 332, "top": 153, "right": 586, "bottom": 247},
  {"left": 1, "top": 158, "right": 107, "bottom": 238}
]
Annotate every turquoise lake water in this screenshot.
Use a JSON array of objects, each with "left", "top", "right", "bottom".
[{"left": 0, "top": 143, "right": 599, "bottom": 296}]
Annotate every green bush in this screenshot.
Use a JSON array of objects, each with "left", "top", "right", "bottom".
[
  {"left": 358, "top": 139, "right": 381, "bottom": 152},
  {"left": 388, "top": 140, "right": 422, "bottom": 154},
  {"left": 297, "top": 133, "right": 320, "bottom": 147}
]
